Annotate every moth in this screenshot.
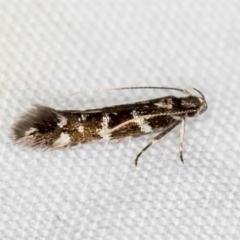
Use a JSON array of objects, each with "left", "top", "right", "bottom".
[{"left": 11, "top": 87, "right": 208, "bottom": 166}]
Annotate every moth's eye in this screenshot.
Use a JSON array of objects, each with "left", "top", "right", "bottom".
[{"left": 186, "top": 111, "right": 197, "bottom": 117}]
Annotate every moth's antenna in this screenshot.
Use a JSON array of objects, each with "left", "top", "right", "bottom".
[
  {"left": 193, "top": 88, "right": 205, "bottom": 100},
  {"left": 71, "top": 87, "right": 192, "bottom": 96},
  {"left": 193, "top": 88, "right": 208, "bottom": 113}
]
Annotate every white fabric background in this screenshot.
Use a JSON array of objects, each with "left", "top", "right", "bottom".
[{"left": 1, "top": 0, "right": 240, "bottom": 239}]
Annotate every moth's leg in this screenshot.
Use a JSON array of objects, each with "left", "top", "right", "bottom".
[
  {"left": 103, "top": 140, "right": 110, "bottom": 150},
  {"left": 116, "top": 138, "right": 124, "bottom": 144},
  {"left": 127, "top": 136, "right": 132, "bottom": 148},
  {"left": 135, "top": 120, "right": 181, "bottom": 167},
  {"left": 179, "top": 117, "right": 185, "bottom": 163},
  {"left": 116, "top": 137, "right": 132, "bottom": 147}
]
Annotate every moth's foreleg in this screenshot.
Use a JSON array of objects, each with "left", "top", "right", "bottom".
[
  {"left": 179, "top": 117, "right": 185, "bottom": 163},
  {"left": 134, "top": 120, "right": 181, "bottom": 167}
]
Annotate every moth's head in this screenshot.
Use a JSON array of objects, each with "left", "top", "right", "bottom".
[{"left": 181, "top": 88, "right": 208, "bottom": 117}]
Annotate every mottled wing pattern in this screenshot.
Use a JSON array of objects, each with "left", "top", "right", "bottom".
[{"left": 11, "top": 95, "right": 200, "bottom": 150}]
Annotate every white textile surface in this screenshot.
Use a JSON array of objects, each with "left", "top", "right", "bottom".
[{"left": 1, "top": 1, "right": 240, "bottom": 239}]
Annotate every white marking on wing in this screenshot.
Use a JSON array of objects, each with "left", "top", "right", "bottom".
[
  {"left": 52, "top": 133, "right": 70, "bottom": 149},
  {"left": 132, "top": 110, "right": 152, "bottom": 133},
  {"left": 81, "top": 114, "right": 88, "bottom": 121},
  {"left": 25, "top": 127, "right": 38, "bottom": 136},
  {"left": 77, "top": 126, "right": 84, "bottom": 132},
  {"left": 57, "top": 115, "right": 68, "bottom": 128},
  {"left": 98, "top": 114, "right": 111, "bottom": 140},
  {"left": 137, "top": 118, "right": 152, "bottom": 133}
]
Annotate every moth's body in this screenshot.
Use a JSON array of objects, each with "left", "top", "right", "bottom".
[{"left": 11, "top": 87, "right": 207, "bottom": 166}]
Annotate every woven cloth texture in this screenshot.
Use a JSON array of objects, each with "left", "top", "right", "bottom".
[{"left": 1, "top": 1, "right": 240, "bottom": 239}]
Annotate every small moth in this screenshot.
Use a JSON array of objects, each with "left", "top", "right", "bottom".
[{"left": 11, "top": 87, "right": 207, "bottom": 166}]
